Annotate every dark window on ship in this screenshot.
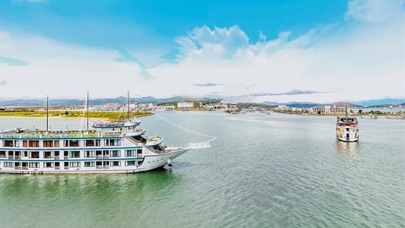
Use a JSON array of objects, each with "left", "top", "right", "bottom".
[
  {"left": 44, "top": 162, "right": 53, "bottom": 168},
  {"left": 29, "top": 162, "right": 39, "bottom": 168},
  {"left": 126, "top": 161, "right": 135, "bottom": 166},
  {"left": 111, "top": 161, "right": 120, "bottom": 167},
  {"left": 111, "top": 150, "right": 120, "bottom": 157},
  {"left": 70, "top": 151, "right": 80, "bottom": 158},
  {"left": 126, "top": 150, "right": 133, "bottom": 157},
  {"left": 4, "top": 140, "right": 14, "bottom": 147},
  {"left": 14, "top": 151, "right": 21, "bottom": 158},
  {"left": 0, "top": 151, "right": 6, "bottom": 158},
  {"left": 8, "top": 151, "right": 13, "bottom": 158},
  {"left": 85, "top": 140, "right": 95, "bottom": 147},
  {"left": 69, "top": 140, "right": 79, "bottom": 147},
  {"left": 30, "top": 152, "right": 39, "bottom": 159},
  {"left": 22, "top": 151, "right": 28, "bottom": 157},
  {"left": 44, "top": 151, "right": 52, "bottom": 158}
]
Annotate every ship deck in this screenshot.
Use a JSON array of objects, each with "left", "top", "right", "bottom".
[{"left": 0, "top": 130, "right": 121, "bottom": 139}]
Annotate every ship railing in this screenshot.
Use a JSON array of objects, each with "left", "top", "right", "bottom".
[
  {"left": 54, "top": 156, "right": 60, "bottom": 160},
  {"left": 22, "top": 166, "right": 28, "bottom": 170},
  {"left": 64, "top": 156, "right": 69, "bottom": 160},
  {"left": 96, "top": 155, "right": 103, "bottom": 159},
  {"left": 8, "top": 156, "right": 14, "bottom": 160},
  {"left": 143, "top": 147, "right": 159, "bottom": 155},
  {"left": 187, "top": 141, "right": 212, "bottom": 149},
  {"left": 0, "top": 130, "right": 123, "bottom": 139},
  {"left": 64, "top": 166, "right": 69, "bottom": 170},
  {"left": 15, "top": 156, "right": 21, "bottom": 160},
  {"left": 103, "top": 166, "right": 110, "bottom": 169},
  {"left": 96, "top": 165, "right": 103, "bottom": 169},
  {"left": 55, "top": 166, "right": 60, "bottom": 170}
]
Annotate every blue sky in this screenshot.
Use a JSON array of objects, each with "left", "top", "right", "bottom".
[
  {"left": 0, "top": 0, "right": 347, "bottom": 51},
  {"left": 0, "top": 0, "right": 404, "bottom": 102}
]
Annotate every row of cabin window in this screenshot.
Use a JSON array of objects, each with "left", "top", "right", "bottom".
[
  {"left": 0, "top": 150, "right": 142, "bottom": 158},
  {"left": 2, "top": 139, "right": 121, "bottom": 147},
  {"left": 1, "top": 161, "right": 138, "bottom": 168}
]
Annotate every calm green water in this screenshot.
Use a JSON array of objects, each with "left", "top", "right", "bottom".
[{"left": 0, "top": 112, "right": 404, "bottom": 227}]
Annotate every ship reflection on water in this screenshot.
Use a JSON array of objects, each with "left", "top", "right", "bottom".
[{"left": 336, "top": 141, "right": 360, "bottom": 158}]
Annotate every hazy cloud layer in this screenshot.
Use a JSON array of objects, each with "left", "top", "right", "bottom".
[
  {"left": 193, "top": 83, "right": 224, "bottom": 87},
  {"left": 249, "top": 90, "right": 326, "bottom": 97},
  {"left": 113, "top": 49, "right": 153, "bottom": 80},
  {"left": 0, "top": 80, "right": 7, "bottom": 86},
  {"left": 346, "top": 0, "right": 404, "bottom": 22},
  {"left": 0, "top": 56, "right": 28, "bottom": 66}
]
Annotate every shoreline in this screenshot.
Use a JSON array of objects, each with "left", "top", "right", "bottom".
[{"left": 273, "top": 110, "right": 405, "bottom": 117}]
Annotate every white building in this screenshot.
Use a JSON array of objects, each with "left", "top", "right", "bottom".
[{"left": 177, "top": 102, "right": 194, "bottom": 108}]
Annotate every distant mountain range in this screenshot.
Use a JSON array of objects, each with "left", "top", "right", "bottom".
[
  {"left": 0, "top": 96, "right": 404, "bottom": 108},
  {"left": 353, "top": 98, "right": 405, "bottom": 107},
  {"left": 0, "top": 96, "right": 214, "bottom": 106}
]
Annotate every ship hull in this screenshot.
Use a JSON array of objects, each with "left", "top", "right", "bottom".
[{"left": 0, "top": 149, "right": 189, "bottom": 174}]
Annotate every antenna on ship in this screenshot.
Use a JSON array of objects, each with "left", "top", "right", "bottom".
[
  {"left": 46, "top": 95, "right": 49, "bottom": 132},
  {"left": 86, "top": 90, "right": 89, "bottom": 131}
]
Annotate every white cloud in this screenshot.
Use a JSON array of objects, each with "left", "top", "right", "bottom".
[
  {"left": 0, "top": 31, "right": 151, "bottom": 99},
  {"left": 175, "top": 25, "right": 249, "bottom": 60},
  {"left": 150, "top": 7, "right": 404, "bottom": 103},
  {"left": 346, "top": 0, "right": 404, "bottom": 22}
]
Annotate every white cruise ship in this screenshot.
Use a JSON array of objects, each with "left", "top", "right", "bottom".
[{"left": 0, "top": 95, "right": 210, "bottom": 174}]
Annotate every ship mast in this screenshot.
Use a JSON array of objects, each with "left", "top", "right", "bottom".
[
  {"left": 46, "top": 95, "right": 49, "bottom": 132},
  {"left": 345, "top": 102, "right": 348, "bottom": 117},
  {"left": 86, "top": 91, "right": 89, "bottom": 131},
  {"left": 127, "top": 90, "right": 130, "bottom": 121}
]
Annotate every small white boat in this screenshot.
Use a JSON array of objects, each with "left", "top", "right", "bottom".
[{"left": 360, "top": 114, "right": 377, "bottom": 119}]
